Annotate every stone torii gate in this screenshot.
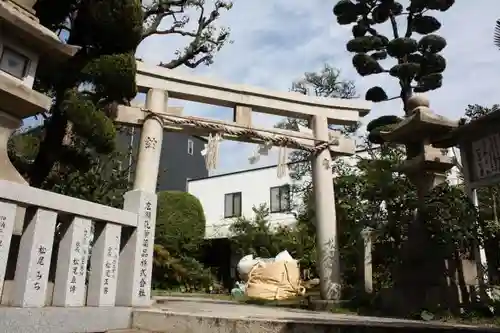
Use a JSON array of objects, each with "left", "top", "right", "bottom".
[{"left": 115, "top": 60, "right": 371, "bottom": 302}]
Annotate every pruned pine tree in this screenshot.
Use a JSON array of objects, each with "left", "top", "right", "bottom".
[
  {"left": 24, "top": 0, "right": 233, "bottom": 187},
  {"left": 332, "top": 0, "right": 455, "bottom": 147}
]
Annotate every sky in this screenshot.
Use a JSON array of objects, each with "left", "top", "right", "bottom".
[{"left": 28, "top": 0, "right": 500, "bottom": 175}]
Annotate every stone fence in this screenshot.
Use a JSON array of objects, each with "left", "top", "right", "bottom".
[
  {"left": 0, "top": 179, "right": 156, "bottom": 310},
  {"left": 359, "top": 227, "right": 486, "bottom": 310}
]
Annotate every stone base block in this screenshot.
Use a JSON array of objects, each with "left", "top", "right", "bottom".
[
  {"left": 0, "top": 306, "right": 132, "bottom": 333},
  {"left": 308, "top": 299, "right": 348, "bottom": 312}
]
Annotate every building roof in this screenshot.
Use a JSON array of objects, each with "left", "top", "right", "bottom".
[{"left": 434, "top": 109, "right": 500, "bottom": 148}]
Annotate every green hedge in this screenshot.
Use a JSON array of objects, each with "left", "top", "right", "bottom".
[{"left": 155, "top": 191, "right": 206, "bottom": 254}]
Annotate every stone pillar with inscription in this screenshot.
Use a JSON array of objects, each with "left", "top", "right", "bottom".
[
  {"left": 12, "top": 208, "right": 58, "bottom": 307},
  {"left": 116, "top": 88, "right": 166, "bottom": 306},
  {"left": 360, "top": 227, "right": 373, "bottom": 294},
  {"left": 458, "top": 130, "right": 499, "bottom": 297},
  {"left": 0, "top": 201, "right": 17, "bottom": 299},
  {"left": 53, "top": 217, "right": 92, "bottom": 306},
  {"left": 468, "top": 134, "right": 500, "bottom": 185}
]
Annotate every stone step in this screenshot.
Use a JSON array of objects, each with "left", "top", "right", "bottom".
[
  {"left": 131, "top": 300, "right": 500, "bottom": 333},
  {"left": 105, "top": 328, "right": 152, "bottom": 333}
]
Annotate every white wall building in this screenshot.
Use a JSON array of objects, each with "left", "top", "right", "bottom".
[
  {"left": 187, "top": 165, "right": 301, "bottom": 239},
  {"left": 188, "top": 147, "right": 463, "bottom": 239}
]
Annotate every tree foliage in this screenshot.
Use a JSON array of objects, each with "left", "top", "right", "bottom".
[
  {"left": 8, "top": 126, "right": 131, "bottom": 208},
  {"left": 22, "top": 0, "right": 233, "bottom": 188},
  {"left": 332, "top": 0, "right": 455, "bottom": 145},
  {"left": 229, "top": 204, "right": 317, "bottom": 279},
  {"left": 155, "top": 190, "right": 206, "bottom": 254},
  {"left": 153, "top": 191, "right": 216, "bottom": 291},
  {"left": 27, "top": 0, "right": 142, "bottom": 187},
  {"left": 276, "top": 64, "right": 359, "bottom": 192},
  {"left": 153, "top": 244, "right": 218, "bottom": 292}
]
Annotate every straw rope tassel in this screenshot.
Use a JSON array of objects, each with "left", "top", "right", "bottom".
[
  {"left": 277, "top": 146, "right": 287, "bottom": 179},
  {"left": 204, "top": 134, "right": 212, "bottom": 170},
  {"left": 213, "top": 133, "right": 221, "bottom": 169}
]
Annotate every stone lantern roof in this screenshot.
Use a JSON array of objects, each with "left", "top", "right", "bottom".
[
  {"left": 0, "top": 0, "right": 79, "bottom": 62},
  {"left": 377, "top": 95, "right": 458, "bottom": 175},
  {"left": 381, "top": 95, "right": 459, "bottom": 145}
]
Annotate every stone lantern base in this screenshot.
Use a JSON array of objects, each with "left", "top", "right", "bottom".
[{"left": 0, "top": 75, "right": 51, "bottom": 235}]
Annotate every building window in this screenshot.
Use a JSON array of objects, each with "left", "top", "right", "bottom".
[
  {"left": 0, "top": 46, "right": 29, "bottom": 79},
  {"left": 270, "top": 185, "right": 290, "bottom": 213},
  {"left": 187, "top": 139, "right": 194, "bottom": 155},
  {"left": 224, "top": 192, "right": 242, "bottom": 218}
]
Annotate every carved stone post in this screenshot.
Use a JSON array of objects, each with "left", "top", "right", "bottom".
[
  {"left": 116, "top": 88, "right": 165, "bottom": 307},
  {"left": 361, "top": 227, "right": 373, "bottom": 294},
  {"left": 311, "top": 115, "right": 341, "bottom": 301}
]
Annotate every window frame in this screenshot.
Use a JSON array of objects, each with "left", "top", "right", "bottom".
[
  {"left": 187, "top": 139, "right": 194, "bottom": 155},
  {"left": 224, "top": 192, "right": 242, "bottom": 218},
  {"left": 0, "top": 45, "right": 30, "bottom": 80},
  {"left": 270, "top": 184, "right": 291, "bottom": 213}
]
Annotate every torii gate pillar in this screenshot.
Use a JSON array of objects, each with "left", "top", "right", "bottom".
[
  {"left": 132, "top": 88, "right": 166, "bottom": 192},
  {"left": 116, "top": 88, "right": 166, "bottom": 307},
  {"left": 311, "top": 115, "right": 341, "bottom": 300}
]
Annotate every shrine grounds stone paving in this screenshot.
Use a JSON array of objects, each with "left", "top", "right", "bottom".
[{"left": 128, "top": 297, "right": 500, "bottom": 333}]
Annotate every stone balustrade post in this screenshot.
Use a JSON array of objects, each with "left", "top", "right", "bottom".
[
  {"left": 53, "top": 216, "right": 92, "bottom": 307},
  {"left": 12, "top": 208, "right": 57, "bottom": 307}
]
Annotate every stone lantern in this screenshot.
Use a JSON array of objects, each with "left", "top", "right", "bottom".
[
  {"left": 376, "top": 95, "right": 460, "bottom": 314},
  {"left": 0, "top": 0, "right": 78, "bottom": 234},
  {"left": 380, "top": 95, "right": 458, "bottom": 196}
]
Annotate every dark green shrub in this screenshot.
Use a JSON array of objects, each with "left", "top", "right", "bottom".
[
  {"left": 153, "top": 191, "right": 214, "bottom": 291},
  {"left": 155, "top": 191, "right": 206, "bottom": 254}
]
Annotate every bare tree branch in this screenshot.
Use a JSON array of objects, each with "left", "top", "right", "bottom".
[
  {"left": 141, "top": 0, "right": 232, "bottom": 69},
  {"left": 494, "top": 19, "right": 500, "bottom": 49}
]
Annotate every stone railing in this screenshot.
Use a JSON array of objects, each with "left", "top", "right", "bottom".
[{"left": 0, "top": 179, "right": 155, "bottom": 309}]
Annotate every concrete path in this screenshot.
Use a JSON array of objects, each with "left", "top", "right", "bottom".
[{"left": 130, "top": 297, "right": 500, "bottom": 333}]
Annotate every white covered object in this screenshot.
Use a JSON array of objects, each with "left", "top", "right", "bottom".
[
  {"left": 274, "top": 250, "right": 294, "bottom": 262},
  {"left": 237, "top": 255, "right": 258, "bottom": 280},
  {"left": 237, "top": 251, "right": 297, "bottom": 282}
]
